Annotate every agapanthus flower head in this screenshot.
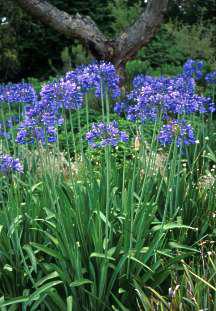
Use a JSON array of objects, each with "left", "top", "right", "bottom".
[
  {"left": 16, "top": 127, "right": 33, "bottom": 145},
  {"left": 0, "top": 83, "right": 37, "bottom": 104},
  {"left": 168, "top": 75, "right": 196, "bottom": 95},
  {"left": 16, "top": 108, "right": 61, "bottom": 145},
  {"left": 16, "top": 94, "right": 63, "bottom": 145},
  {"left": 182, "top": 59, "right": 204, "bottom": 80},
  {"left": 115, "top": 75, "right": 169, "bottom": 122},
  {"left": 132, "top": 74, "right": 149, "bottom": 89},
  {"left": 205, "top": 71, "right": 216, "bottom": 85},
  {"left": 132, "top": 75, "right": 168, "bottom": 91},
  {"left": 59, "top": 79, "right": 84, "bottom": 110},
  {"left": 65, "top": 62, "right": 120, "bottom": 99},
  {"left": 16, "top": 79, "right": 78, "bottom": 145},
  {"left": 0, "top": 154, "right": 23, "bottom": 175},
  {"left": 159, "top": 75, "right": 214, "bottom": 114},
  {"left": 86, "top": 120, "right": 128, "bottom": 148},
  {"left": 158, "top": 119, "right": 196, "bottom": 147},
  {"left": 15, "top": 62, "right": 121, "bottom": 144},
  {"left": 126, "top": 85, "right": 164, "bottom": 122},
  {"left": 116, "top": 72, "right": 214, "bottom": 123},
  {"left": 40, "top": 80, "right": 84, "bottom": 111}
]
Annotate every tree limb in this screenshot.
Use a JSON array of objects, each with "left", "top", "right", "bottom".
[
  {"left": 15, "top": 0, "right": 169, "bottom": 66},
  {"left": 15, "top": 0, "right": 112, "bottom": 59},
  {"left": 113, "top": 0, "right": 169, "bottom": 65}
]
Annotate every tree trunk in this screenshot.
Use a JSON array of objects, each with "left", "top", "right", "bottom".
[{"left": 15, "top": 0, "right": 168, "bottom": 69}]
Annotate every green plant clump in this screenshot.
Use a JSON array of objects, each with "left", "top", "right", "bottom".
[{"left": 0, "top": 61, "right": 215, "bottom": 310}]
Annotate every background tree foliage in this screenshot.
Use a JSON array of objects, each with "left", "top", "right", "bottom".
[{"left": 0, "top": 0, "right": 215, "bottom": 82}]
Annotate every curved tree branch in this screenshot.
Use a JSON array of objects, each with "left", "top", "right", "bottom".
[
  {"left": 113, "top": 0, "right": 169, "bottom": 66},
  {"left": 15, "top": 0, "right": 168, "bottom": 66},
  {"left": 15, "top": 0, "right": 112, "bottom": 59}
]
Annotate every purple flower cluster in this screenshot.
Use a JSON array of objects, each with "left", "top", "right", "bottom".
[
  {"left": 132, "top": 75, "right": 168, "bottom": 91},
  {"left": 65, "top": 62, "right": 120, "bottom": 99},
  {"left": 16, "top": 80, "right": 84, "bottom": 145},
  {"left": 16, "top": 81, "right": 67, "bottom": 145},
  {"left": 0, "top": 83, "right": 37, "bottom": 104},
  {"left": 0, "top": 154, "right": 23, "bottom": 175},
  {"left": 115, "top": 76, "right": 168, "bottom": 119},
  {"left": 163, "top": 76, "right": 214, "bottom": 114},
  {"left": 40, "top": 80, "right": 84, "bottom": 111},
  {"left": 86, "top": 121, "right": 128, "bottom": 148},
  {"left": 115, "top": 72, "right": 214, "bottom": 123},
  {"left": 1, "top": 59, "right": 213, "bottom": 151},
  {"left": 182, "top": 59, "right": 204, "bottom": 80},
  {"left": 16, "top": 62, "right": 120, "bottom": 145},
  {"left": 16, "top": 97, "right": 64, "bottom": 144},
  {"left": 114, "top": 60, "right": 215, "bottom": 148},
  {"left": 205, "top": 71, "right": 216, "bottom": 85},
  {"left": 158, "top": 119, "right": 196, "bottom": 147}
]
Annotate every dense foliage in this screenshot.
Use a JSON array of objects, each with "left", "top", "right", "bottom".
[
  {"left": 0, "top": 59, "right": 215, "bottom": 309},
  {"left": 0, "top": 1, "right": 216, "bottom": 309}
]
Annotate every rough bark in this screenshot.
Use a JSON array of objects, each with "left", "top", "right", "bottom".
[
  {"left": 15, "top": 0, "right": 113, "bottom": 59},
  {"left": 113, "top": 0, "right": 169, "bottom": 66},
  {"left": 15, "top": 0, "right": 168, "bottom": 67}
]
